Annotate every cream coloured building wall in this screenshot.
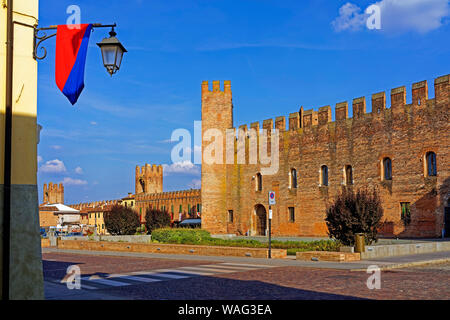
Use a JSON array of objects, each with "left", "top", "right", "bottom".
[
  {"left": 0, "top": 0, "right": 39, "bottom": 184},
  {"left": 1, "top": 0, "right": 43, "bottom": 300}
]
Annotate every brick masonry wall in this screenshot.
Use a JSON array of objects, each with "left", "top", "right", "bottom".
[
  {"left": 201, "top": 75, "right": 449, "bottom": 238},
  {"left": 135, "top": 189, "right": 201, "bottom": 222},
  {"left": 56, "top": 240, "right": 287, "bottom": 259}
]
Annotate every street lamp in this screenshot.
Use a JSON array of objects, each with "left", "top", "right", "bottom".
[{"left": 97, "top": 27, "right": 127, "bottom": 76}]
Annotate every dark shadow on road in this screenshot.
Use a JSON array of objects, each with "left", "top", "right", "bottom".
[{"left": 82, "top": 274, "right": 368, "bottom": 300}]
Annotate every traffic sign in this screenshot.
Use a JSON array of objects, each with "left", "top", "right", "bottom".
[{"left": 268, "top": 191, "right": 276, "bottom": 205}]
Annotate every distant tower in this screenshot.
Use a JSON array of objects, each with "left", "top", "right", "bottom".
[
  {"left": 135, "top": 164, "right": 163, "bottom": 194},
  {"left": 43, "top": 182, "right": 64, "bottom": 203}
]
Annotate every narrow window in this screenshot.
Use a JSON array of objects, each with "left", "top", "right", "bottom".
[
  {"left": 345, "top": 165, "right": 353, "bottom": 185},
  {"left": 383, "top": 157, "right": 392, "bottom": 180},
  {"left": 179, "top": 204, "right": 182, "bottom": 213},
  {"left": 171, "top": 205, "right": 174, "bottom": 213},
  {"left": 288, "top": 207, "right": 295, "bottom": 222},
  {"left": 228, "top": 210, "right": 234, "bottom": 223},
  {"left": 321, "top": 165, "right": 328, "bottom": 186},
  {"left": 426, "top": 152, "right": 437, "bottom": 176},
  {"left": 256, "top": 173, "right": 262, "bottom": 191},
  {"left": 290, "top": 169, "right": 297, "bottom": 189}
]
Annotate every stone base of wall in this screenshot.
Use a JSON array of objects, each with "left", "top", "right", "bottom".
[
  {"left": 361, "top": 241, "right": 450, "bottom": 259},
  {"left": 56, "top": 240, "right": 287, "bottom": 259},
  {"left": 296, "top": 251, "right": 360, "bottom": 262}
]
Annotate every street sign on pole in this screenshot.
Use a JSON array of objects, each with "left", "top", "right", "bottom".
[
  {"left": 268, "top": 190, "right": 275, "bottom": 259},
  {"left": 268, "top": 191, "right": 276, "bottom": 205}
]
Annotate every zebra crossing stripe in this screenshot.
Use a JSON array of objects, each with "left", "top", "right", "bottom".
[
  {"left": 197, "top": 264, "right": 262, "bottom": 271},
  {"left": 131, "top": 271, "right": 190, "bottom": 279},
  {"left": 220, "top": 263, "right": 273, "bottom": 268},
  {"left": 154, "top": 268, "right": 217, "bottom": 276},
  {"left": 82, "top": 277, "right": 131, "bottom": 287},
  {"left": 56, "top": 279, "right": 99, "bottom": 290},
  {"left": 176, "top": 266, "right": 240, "bottom": 273},
  {"left": 109, "top": 275, "right": 162, "bottom": 283},
  {"left": 55, "top": 262, "right": 274, "bottom": 290}
]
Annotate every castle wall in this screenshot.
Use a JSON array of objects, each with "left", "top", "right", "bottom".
[
  {"left": 201, "top": 76, "right": 450, "bottom": 238},
  {"left": 135, "top": 189, "right": 201, "bottom": 223}
]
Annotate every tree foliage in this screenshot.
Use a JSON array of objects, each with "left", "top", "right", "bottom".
[
  {"left": 145, "top": 208, "right": 171, "bottom": 233},
  {"left": 104, "top": 205, "right": 140, "bottom": 235},
  {"left": 325, "top": 187, "right": 384, "bottom": 246}
]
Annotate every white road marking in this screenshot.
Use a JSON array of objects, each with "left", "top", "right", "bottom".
[{"left": 64, "top": 263, "right": 274, "bottom": 290}]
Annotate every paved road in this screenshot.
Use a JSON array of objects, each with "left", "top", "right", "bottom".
[{"left": 43, "top": 250, "right": 450, "bottom": 300}]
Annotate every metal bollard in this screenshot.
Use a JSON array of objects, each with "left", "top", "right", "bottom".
[{"left": 355, "top": 233, "right": 365, "bottom": 253}]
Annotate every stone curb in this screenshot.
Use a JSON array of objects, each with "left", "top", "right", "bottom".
[{"left": 349, "top": 257, "right": 450, "bottom": 272}]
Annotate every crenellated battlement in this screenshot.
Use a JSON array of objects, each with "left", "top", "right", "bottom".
[
  {"left": 202, "top": 80, "right": 232, "bottom": 95},
  {"left": 43, "top": 182, "right": 64, "bottom": 204},
  {"left": 233, "top": 74, "right": 449, "bottom": 135},
  {"left": 135, "top": 163, "right": 163, "bottom": 175},
  {"left": 135, "top": 189, "right": 201, "bottom": 201},
  {"left": 135, "top": 163, "right": 163, "bottom": 195}
]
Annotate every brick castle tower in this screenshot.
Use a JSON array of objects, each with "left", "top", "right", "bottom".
[
  {"left": 201, "top": 80, "right": 233, "bottom": 234},
  {"left": 135, "top": 164, "right": 163, "bottom": 194},
  {"left": 43, "top": 182, "right": 64, "bottom": 204}
]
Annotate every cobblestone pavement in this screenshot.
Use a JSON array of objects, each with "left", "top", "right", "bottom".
[{"left": 43, "top": 252, "right": 450, "bottom": 300}]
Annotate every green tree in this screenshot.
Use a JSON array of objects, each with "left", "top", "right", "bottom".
[
  {"left": 145, "top": 208, "right": 171, "bottom": 233},
  {"left": 325, "top": 187, "right": 383, "bottom": 246},
  {"left": 104, "top": 205, "right": 140, "bottom": 235}
]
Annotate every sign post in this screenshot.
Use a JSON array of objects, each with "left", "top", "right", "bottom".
[{"left": 268, "top": 191, "right": 276, "bottom": 259}]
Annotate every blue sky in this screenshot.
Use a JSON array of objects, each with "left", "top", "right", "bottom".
[{"left": 37, "top": 0, "right": 450, "bottom": 204}]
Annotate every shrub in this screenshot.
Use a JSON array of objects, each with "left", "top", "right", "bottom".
[
  {"left": 104, "top": 205, "right": 140, "bottom": 235},
  {"left": 151, "top": 228, "right": 340, "bottom": 253},
  {"left": 151, "top": 228, "right": 211, "bottom": 243},
  {"left": 325, "top": 186, "right": 383, "bottom": 246},
  {"left": 145, "top": 209, "right": 171, "bottom": 233}
]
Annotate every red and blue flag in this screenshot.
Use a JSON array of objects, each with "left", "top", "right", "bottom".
[{"left": 55, "top": 24, "right": 93, "bottom": 105}]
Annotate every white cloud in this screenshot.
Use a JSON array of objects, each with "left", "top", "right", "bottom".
[
  {"left": 37, "top": 155, "right": 43, "bottom": 164},
  {"left": 332, "top": 2, "right": 367, "bottom": 32},
  {"left": 39, "top": 159, "right": 67, "bottom": 173},
  {"left": 376, "top": 0, "right": 450, "bottom": 33},
  {"left": 188, "top": 179, "right": 201, "bottom": 189},
  {"left": 74, "top": 166, "right": 84, "bottom": 174},
  {"left": 332, "top": 0, "right": 450, "bottom": 33},
  {"left": 62, "top": 177, "right": 88, "bottom": 186},
  {"left": 50, "top": 145, "right": 62, "bottom": 150},
  {"left": 162, "top": 161, "right": 200, "bottom": 174},
  {"left": 90, "top": 121, "right": 98, "bottom": 125}
]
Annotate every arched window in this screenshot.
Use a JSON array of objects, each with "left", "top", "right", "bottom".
[
  {"left": 321, "top": 165, "right": 328, "bottom": 186},
  {"left": 345, "top": 165, "right": 353, "bottom": 185},
  {"left": 426, "top": 152, "right": 437, "bottom": 176},
  {"left": 290, "top": 168, "right": 297, "bottom": 189},
  {"left": 256, "top": 173, "right": 262, "bottom": 191},
  {"left": 383, "top": 157, "right": 392, "bottom": 180}
]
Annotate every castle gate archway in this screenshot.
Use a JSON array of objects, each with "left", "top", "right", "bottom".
[{"left": 254, "top": 204, "right": 267, "bottom": 236}]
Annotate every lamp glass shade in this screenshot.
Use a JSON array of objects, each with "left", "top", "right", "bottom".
[{"left": 97, "top": 33, "right": 127, "bottom": 76}]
